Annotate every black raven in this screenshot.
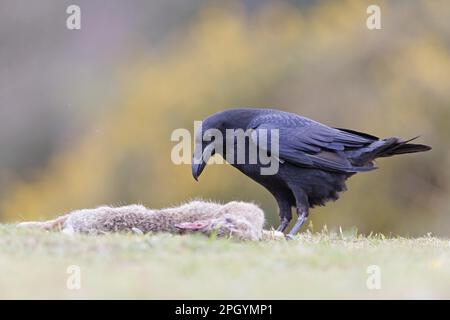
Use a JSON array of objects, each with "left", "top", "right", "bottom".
[{"left": 191, "top": 108, "right": 431, "bottom": 237}]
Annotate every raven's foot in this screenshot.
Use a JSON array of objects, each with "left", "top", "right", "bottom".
[{"left": 285, "top": 234, "right": 296, "bottom": 241}]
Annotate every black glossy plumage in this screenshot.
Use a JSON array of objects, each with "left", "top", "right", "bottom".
[{"left": 192, "top": 108, "right": 431, "bottom": 237}]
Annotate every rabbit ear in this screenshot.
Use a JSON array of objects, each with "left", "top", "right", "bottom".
[{"left": 174, "top": 221, "right": 209, "bottom": 231}]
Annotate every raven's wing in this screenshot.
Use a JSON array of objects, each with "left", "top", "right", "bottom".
[{"left": 248, "top": 112, "right": 378, "bottom": 173}]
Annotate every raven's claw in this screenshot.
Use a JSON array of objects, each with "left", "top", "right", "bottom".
[{"left": 285, "top": 234, "right": 296, "bottom": 241}]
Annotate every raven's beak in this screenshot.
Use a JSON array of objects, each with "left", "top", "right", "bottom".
[
  {"left": 192, "top": 160, "right": 206, "bottom": 181},
  {"left": 192, "top": 143, "right": 214, "bottom": 181}
]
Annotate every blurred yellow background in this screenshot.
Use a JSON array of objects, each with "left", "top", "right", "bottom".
[{"left": 1, "top": 0, "right": 448, "bottom": 236}]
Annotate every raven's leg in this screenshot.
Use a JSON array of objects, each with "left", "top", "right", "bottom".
[
  {"left": 286, "top": 206, "right": 309, "bottom": 238},
  {"left": 275, "top": 198, "right": 292, "bottom": 232},
  {"left": 286, "top": 189, "right": 309, "bottom": 238}
]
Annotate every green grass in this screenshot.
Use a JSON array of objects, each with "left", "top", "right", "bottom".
[{"left": 0, "top": 224, "right": 449, "bottom": 299}]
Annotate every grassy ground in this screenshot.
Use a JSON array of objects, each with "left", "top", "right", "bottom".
[{"left": 0, "top": 224, "right": 449, "bottom": 299}]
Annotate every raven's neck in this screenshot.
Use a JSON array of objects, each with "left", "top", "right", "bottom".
[{"left": 221, "top": 108, "right": 271, "bottom": 129}]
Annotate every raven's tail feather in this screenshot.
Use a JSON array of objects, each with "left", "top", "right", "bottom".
[
  {"left": 376, "top": 137, "right": 432, "bottom": 158},
  {"left": 349, "top": 137, "right": 431, "bottom": 168}
]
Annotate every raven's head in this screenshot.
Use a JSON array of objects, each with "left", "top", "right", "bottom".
[
  {"left": 192, "top": 108, "right": 261, "bottom": 181},
  {"left": 191, "top": 114, "right": 226, "bottom": 181}
]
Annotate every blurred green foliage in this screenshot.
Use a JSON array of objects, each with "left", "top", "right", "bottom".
[{"left": 1, "top": 1, "right": 449, "bottom": 236}]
